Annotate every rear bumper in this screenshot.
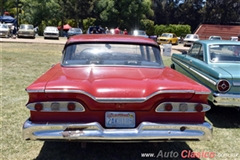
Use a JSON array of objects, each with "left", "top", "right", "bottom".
[
  {"left": 213, "top": 93, "right": 240, "bottom": 107},
  {"left": 23, "top": 119, "right": 212, "bottom": 142}
]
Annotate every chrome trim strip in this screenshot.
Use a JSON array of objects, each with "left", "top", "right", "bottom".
[
  {"left": 155, "top": 102, "right": 211, "bottom": 112},
  {"left": 172, "top": 58, "right": 216, "bottom": 85},
  {"left": 26, "top": 89, "right": 209, "bottom": 103},
  {"left": 23, "top": 120, "right": 212, "bottom": 141},
  {"left": 233, "top": 82, "right": 240, "bottom": 86},
  {"left": 27, "top": 101, "right": 85, "bottom": 112},
  {"left": 26, "top": 89, "right": 45, "bottom": 93},
  {"left": 172, "top": 58, "right": 189, "bottom": 69},
  {"left": 44, "top": 90, "right": 195, "bottom": 103},
  {"left": 213, "top": 93, "right": 240, "bottom": 107},
  {"left": 61, "top": 64, "right": 163, "bottom": 68},
  {"left": 189, "top": 68, "right": 216, "bottom": 85}
]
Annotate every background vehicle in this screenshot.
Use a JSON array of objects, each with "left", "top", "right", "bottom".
[
  {"left": 86, "top": 26, "right": 105, "bottom": 34},
  {"left": 171, "top": 40, "right": 240, "bottom": 108},
  {"left": 209, "top": 36, "right": 222, "bottom": 40},
  {"left": 0, "top": 23, "right": 10, "bottom": 38},
  {"left": 130, "top": 29, "right": 148, "bottom": 38},
  {"left": 183, "top": 34, "right": 199, "bottom": 47},
  {"left": 67, "top": 28, "right": 82, "bottom": 39},
  {"left": 17, "top": 24, "right": 35, "bottom": 38},
  {"left": 157, "top": 33, "right": 178, "bottom": 45},
  {"left": 23, "top": 34, "right": 212, "bottom": 142},
  {"left": 230, "top": 36, "right": 238, "bottom": 41},
  {"left": 43, "top": 26, "right": 59, "bottom": 39}
]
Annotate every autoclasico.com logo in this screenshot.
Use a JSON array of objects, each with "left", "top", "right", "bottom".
[{"left": 141, "top": 150, "right": 239, "bottom": 159}]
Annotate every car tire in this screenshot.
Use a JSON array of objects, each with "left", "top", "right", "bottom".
[{"left": 170, "top": 64, "right": 175, "bottom": 70}]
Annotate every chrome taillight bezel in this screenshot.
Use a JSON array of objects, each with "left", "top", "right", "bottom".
[
  {"left": 216, "top": 79, "right": 231, "bottom": 93},
  {"left": 27, "top": 101, "right": 85, "bottom": 112},
  {"left": 155, "top": 102, "right": 211, "bottom": 112}
]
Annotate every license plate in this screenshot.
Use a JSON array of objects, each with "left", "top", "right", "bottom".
[{"left": 105, "top": 112, "right": 135, "bottom": 128}]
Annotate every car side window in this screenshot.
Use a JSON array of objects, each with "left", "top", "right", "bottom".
[
  {"left": 188, "top": 43, "right": 201, "bottom": 58},
  {"left": 197, "top": 47, "right": 204, "bottom": 61}
]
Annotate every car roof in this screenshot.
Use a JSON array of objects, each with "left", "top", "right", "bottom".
[
  {"left": 66, "top": 34, "right": 158, "bottom": 46},
  {"left": 209, "top": 36, "right": 221, "bottom": 38},
  {"left": 196, "top": 40, "right": 240, "bottom": 45}
]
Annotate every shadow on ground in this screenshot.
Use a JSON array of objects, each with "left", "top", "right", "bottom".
[
  {"left": 206, "top": 106, "right": 240, "bottom": 128},
  {"left": 35, "top": 142, "right": 200, "bottom": 160}
]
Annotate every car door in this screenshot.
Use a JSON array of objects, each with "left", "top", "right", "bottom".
[{"left": 186, "top": 43, "right": 215, "bottom": 89}]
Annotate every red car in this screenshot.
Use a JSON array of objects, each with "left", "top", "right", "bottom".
[{"left": 23, "top": 34, "right": 212, "bottom": 142}]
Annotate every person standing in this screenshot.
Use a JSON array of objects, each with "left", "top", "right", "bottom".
[
  {"left": 114, "top": 27, "right": 120, "bottom": 34},
  {"left": 123, "top": 29, "right": 128, "bottom": 35}
]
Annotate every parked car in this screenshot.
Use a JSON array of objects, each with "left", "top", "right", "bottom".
[
  {"left": 130, "top": 29, "right": 148, "bottom": 38},
  {"left": 209, "top": 36, "right": 222, "bottom": 40},
  {"left": 183, "top": 34, "right": 199, "bottom": 47},
  {"left": 0, "top": 23, "right": 10, "bottom": 38},
  {"left": 171, "top": 40, "right": 240, "bottom": 108},
  {"left": 86, "top": 26, "right": 105, "bottom": 34},
  {"left": 23, "top": 34, "right": 212, "bottom": 142},
  {"left": 157, "top": 33, "right": 178, "bottom": 45},
  {"left": 43, "top": 26, "right": 59, "bottom": 39},
  {"left": 230, "top": 36, "right": 238, "bottom": 41},
  {"left": 67, "top": 27, "right": 82, "bottom": 39},
  {"left": 17, "top": 24, "right": 35, "bottom": 38}
]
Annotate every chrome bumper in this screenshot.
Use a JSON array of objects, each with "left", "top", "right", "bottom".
[
  {"left": 213, "top": 93, "right": 240, "bottom": 107},
  {"left": 23, "top": 119, "right": 212, "bottom": 141}
]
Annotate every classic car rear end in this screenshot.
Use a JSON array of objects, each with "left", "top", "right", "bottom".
[
  {"left": 171, "top": 40, "right": 240, "bottom": 107},
  {"left": 23, "top": 34, "right": 212, "bottom": 142}
]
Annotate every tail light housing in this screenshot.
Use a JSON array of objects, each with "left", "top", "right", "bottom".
[
  {"left": 195, "top": 104, "right": 203, "bottom": 112},
  {"left": 216, "top": 80, "right": 230, "bottom": 93},
  {"left": 179, "top": 103, "right": 188, "bottom": 111},
  {"left": 34, "top": 103, "right": 43, "bottom": 111},
  {"left": 67, "top": 103, "right": 76, "bottom": 111},
  {"left": 164, "top": 103, "right": 173, "bottom": 111}
]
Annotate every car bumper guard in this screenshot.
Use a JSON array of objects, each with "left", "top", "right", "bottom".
[
  {"left": 23, "top": 119, "right": 212, "bottom": 142},
  {"left": 213, "top": 93, "right": 240, "bottom": 107}
]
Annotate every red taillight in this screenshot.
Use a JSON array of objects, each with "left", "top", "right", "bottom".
[
  {"left": 195, "top": 104, "right": 203, "bottom": 112},
  {"left": 164, "top": 103, "right": 173, "bottom": 111},
  {"left": 35, "top": 103, "right": 43, "bottom": 111},
  {"left": 67, "top": 103, "right": 76, "bottom": 111},
  {"left": 217, "top": 80, "right": 230, "bottom": 93}
]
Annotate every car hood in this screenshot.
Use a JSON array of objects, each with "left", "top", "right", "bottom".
[{"left": 29, "top": 64, "right": 209, "bottom": 98}]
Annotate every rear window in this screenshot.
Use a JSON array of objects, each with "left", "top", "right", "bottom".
[
  {"left": 62, "top": 43, "right": 163, "bottom": 68},
  {"left": 209, "top": 44, "right": 240, "bottom": 62}
]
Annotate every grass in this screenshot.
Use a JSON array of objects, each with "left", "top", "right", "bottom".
[{"left": 1, "top": 42, "right": 240, "bottom": 160}]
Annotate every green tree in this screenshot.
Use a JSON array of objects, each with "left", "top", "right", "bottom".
[
  {"left": 94, "top": 0, "right": 153, "bottom": 30},
  {"left": 203, "top": 0, "right": 240, "bottom": 24}
]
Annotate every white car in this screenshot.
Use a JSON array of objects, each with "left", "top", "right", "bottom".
[
  {"left": 183, "top": 34, "right": 199, "bottom": 47},
  {"left": 230, "top": 36, "right": 238, "bottom": 41},
  {"left": 43, "top": 26, "right": 59, "bottom": 39},
  {"left": 208, "top": 36, "right": 222, "bottom": 40},
  {"left": 0, "top": 23, "right": 10, "bottom": 38},
  {"left": 131, "top": 30, "right": 148, "bottom": 38}
]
